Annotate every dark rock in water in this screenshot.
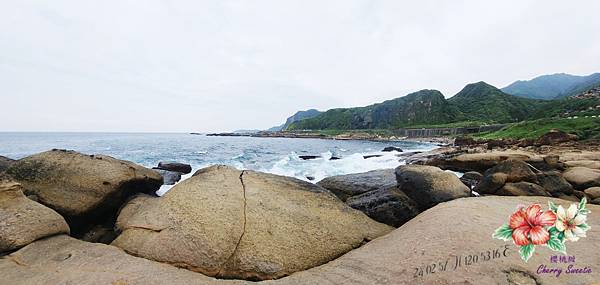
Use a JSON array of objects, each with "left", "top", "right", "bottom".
[
  {"left": 536, "top": 129, "right": 578, "bottom": 145},
  {"left": 363, "top": 154, "right": 382, "bottom": 159},
  {"left": 299, "top": 155, "right": 320, "bottom": 160},
  {"left": 346, "top": 184, "right": 419, "bottom": 227},
  {"left": 0, "top": 155, "right": 15, "bottom": 173},
  {"left": 395, "top": 165, "right": 470, "bottom": 210},
  {"left": 306, "top": 176, "right": 315, "bottom": 181},
  {"left": 537, "top": 171, "right": 574, "bottom": 196},
  {"left": 156, "top": 161, "right": 192, "bottom": 174},
  {"left": 153, "top": 168, "right": 182, "bottom": 185},
  {"left": 382, "top": 146, "right": 403, "bottom": 152},
  {"left": 329, "top": 156, "right": 341, "bottom": 160},
  {"left": 460, "top": 171, "right": 483, "bottom": 189},
  {"left": 496, "top": 182, "right": 549, "bottom": 196},
  {"left": 317, "top": 169, "right": 397, "bottom": 201}
]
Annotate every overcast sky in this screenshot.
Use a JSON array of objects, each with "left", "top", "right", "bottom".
[{"left": 1, "top": 1, "right": 599, "bottom": 132}]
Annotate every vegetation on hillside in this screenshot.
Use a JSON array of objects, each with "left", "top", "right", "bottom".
[{"left": 474, "top": 117, "right": 600, "bottom": 140}]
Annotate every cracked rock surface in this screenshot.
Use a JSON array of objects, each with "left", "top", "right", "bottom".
[{"left": 112, "top": 165, "right": 392, "bottom": 280}]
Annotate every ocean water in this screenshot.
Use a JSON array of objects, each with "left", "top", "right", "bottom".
[{"left": 0, "top": 132, "right": 437, "bottom": 187}]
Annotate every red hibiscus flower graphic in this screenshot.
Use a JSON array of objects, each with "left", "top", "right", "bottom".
[{"left": 509, "top": 204, "right": 557, "bottom": 246}]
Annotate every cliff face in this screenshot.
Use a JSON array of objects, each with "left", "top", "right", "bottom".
[{"left": 268, "top": 109, "right": 322, "bottom": 131}]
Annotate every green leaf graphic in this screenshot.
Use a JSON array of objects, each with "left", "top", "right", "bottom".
[
  {"left": 492, "top": 224, "right": 513, "bottom": 241},
  {"left": 547, "top": 236, "right": 566, "bottom": 254},
  {"left": 579, "top": 197, "right": 587, "bottom": 211},
  {"left": 519, "top": 244, "right": 535, "bottom": 262},
  {"left": 578, "top": 223, "right": 590, "bottom": 231},
  {"left": 548, "top": 201, "right": 558, "bottom": 213}
]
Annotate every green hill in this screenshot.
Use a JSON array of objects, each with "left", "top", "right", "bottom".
[
  {"left": 448, "top": 82, "right": 543, "bottom": 123},
  {"left": 502, "top": 73, "right": 600, "bottom": 100},
  {"left": 288, "top": 90, "right": 460, "bottom": 130}
]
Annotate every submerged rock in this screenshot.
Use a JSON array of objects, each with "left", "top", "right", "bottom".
[
  {"left": 0, "top": 182, "right": 69, "bottom": 252},
  {"left": 6, "top": 149, "right": 163, "bottom": 234},
  {"left": 157, "top": 161, "right": 192, "bottom": 174},
  {"left": 346, "top": 184, "right": 419, "bottom": 227},
  {"left": 112, "top": 165, "right": 392, "bottom": 280},
  {"left": 395, "top": 165, "right": 470, "bottom": 210},
  {"left": 317, "top": 169, "right": 397, "bottom": 201},
  {"left": 381, "top": 146, "right": 403, "bottom": 152}
]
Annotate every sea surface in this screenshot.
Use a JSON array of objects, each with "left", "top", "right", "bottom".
[{"left": 0, "top": 132, "right": 437, "bottom": 185}]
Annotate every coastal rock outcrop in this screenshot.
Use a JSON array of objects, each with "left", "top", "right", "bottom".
[
  {"left": 562, "top": 166, "right": 600, "bottom": 190},
  {"left": 317, "top": 169, "right": 397, "bottom": 201},
  {"left": 156, "top": 161, "right": 192, "bottom": 174},
  {"left": 536, "top": 129, "right": 578, "bottom": 145},
  {"left": 0, "top": 155, "right": 14, "bottom": 173},
  {"left": 381, "top": 146, "right": 403, "bottom": 152},
  {"left": 5, "top": 149, "right": 163, "bottom": 233},
  {"left": 112, "top": 165, "right": 392, "bottom": 280},
  {"left": 395, "top": 165, "right": 470, "bottom": 209},
  {"left": 0, "top": 182, "right": 69, "bottom": 252},
  {"left": 421, "top": 150, "right": 537, "bottom": 172},
  {"left": 459, "top": 171, "right": 483, "bottom": 189},
  {"left": 346, "top": 184, "right": 419, "bottom": 227}
]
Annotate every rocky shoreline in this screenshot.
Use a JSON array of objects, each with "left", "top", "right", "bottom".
[
  {"left": 1, "top": 132, "right": 600, "bottom": 284},
  {"left": 203, "top": 130, "right": 454, "bottom": 145}
]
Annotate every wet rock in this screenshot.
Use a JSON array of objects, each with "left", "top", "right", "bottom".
[
  {"left": 363, "top": 154, "right": 382, "bottom": 159},
  {"left": 112, "top": 165, "right": 392, "bottom": 280},
  {"left": 0, "top": 182, "right": 69, "bottom": 252},
  {"left": 317, "top": 169, "right": 397, "bottom": 201},
  {"left": 381, "top": 146, "right": 403, "bottom": 152},
  {"left": 346, "top": 184, "right": 419, "bottom": 227},
  {"left": 298, "top": 155, "right": 320, "bottom": 160},
  {"left": 460, "top": 171, "right": 483, "bottom": 189},
  {"left": 156, "top": 161, "right": 192, "bottom": 174},
  {"left": 395, "top": 165, "right": 470, "bottom": 210},
  {"left": 153, "top": 169, "right": 182, "bottom": 185}
]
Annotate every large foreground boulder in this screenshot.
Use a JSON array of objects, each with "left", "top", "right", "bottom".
[
  {"left": 279, "top": 196, "right": 600, "bottom": 284},
  {"left": 112, "top": 165, "right": 392, "bottom": 280},
  {"left": 2, "top": 197, "right": 598, "bottom": 284},
  {"left": 563, "top": 167, "right": 600, "bottom": 190},
  {"left": 0, "top": 182, "right": 69, "bottom": 252},
  {"left": 6, "top": 149, "right": 163, "bottom": 233},
  {"left": 317, "top": 169, "right": 396, "bottom": 201},
  {"left": 395, "top": 165, "right": 470, "bottom": 210},
  {"left": 0, "top": 235, "right": 231, "bottom": 285},
  {"left": 346, "top": 184, "right": 419, "bottom": 227}
]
